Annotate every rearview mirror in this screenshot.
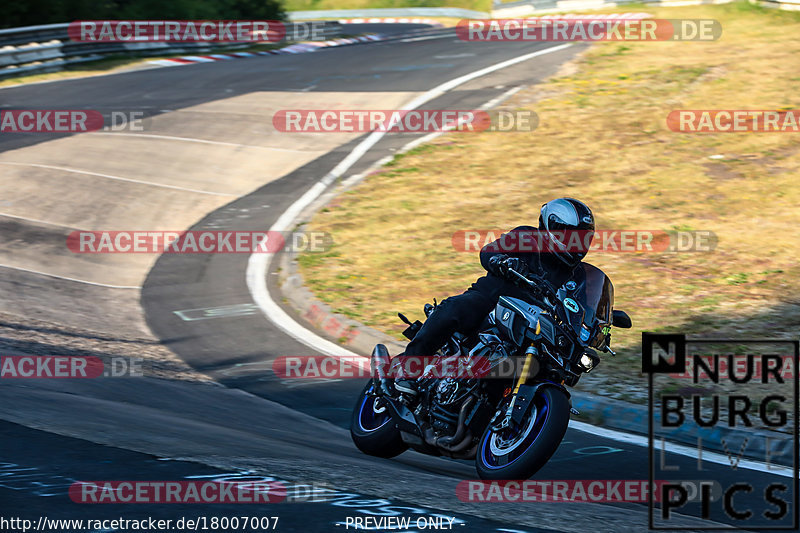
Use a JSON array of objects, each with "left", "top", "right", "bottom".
[{"left": 612, "top": 310, "right": 632, "bottom": 329}]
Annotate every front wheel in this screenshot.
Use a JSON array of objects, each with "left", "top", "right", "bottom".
[
  {"left": 350, "top": 381, "right": 408, "bottom": 458},
  {"left": 476, "top": 386, "right": 570, "bottom": 480}
]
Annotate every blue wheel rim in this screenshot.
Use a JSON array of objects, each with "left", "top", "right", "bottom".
[
  {"left": 357, "top": 385, "right": 391, "bottom": 432},
  {"left": 479, "top": 395, "right": 550, "bottom": 469}
]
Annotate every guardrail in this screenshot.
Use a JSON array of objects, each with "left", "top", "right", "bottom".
[
  {"left": 751, "top": 0, "right": 800, "bottom": 9},
  {"left": 491, "top": 0, "right": 736, "bottom": 17},
  {"left": 0, "top": 21, "right": 342, "bottom": 79}
]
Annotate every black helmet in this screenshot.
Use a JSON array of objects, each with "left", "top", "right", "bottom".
[{"left": 538, "top": 197, "right": 595, "bottom": 267}]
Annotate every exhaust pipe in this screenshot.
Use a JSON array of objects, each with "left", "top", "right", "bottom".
[{"left": 425, "top": 396, "right": 475, "bottom": 452}]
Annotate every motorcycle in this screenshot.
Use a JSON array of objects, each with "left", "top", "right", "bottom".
[{"left": 350, "top": 263, "right": 631, "bottom": 480}]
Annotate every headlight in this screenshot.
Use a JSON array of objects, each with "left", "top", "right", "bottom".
[{"left": 580, "top": 353, "right": 594, "bottom": 370}]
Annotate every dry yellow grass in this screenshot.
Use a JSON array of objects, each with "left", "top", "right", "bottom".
[{"left": 299, "top": 2, "right": 800, "bottom": 383}]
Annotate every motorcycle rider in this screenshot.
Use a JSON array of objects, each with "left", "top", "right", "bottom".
[{"left": 392, "top": 197, "right": 596, "bottom": 395}]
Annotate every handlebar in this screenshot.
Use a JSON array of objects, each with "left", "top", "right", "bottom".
[
  {"left": 507, "top": 267, "right": 558, "bottom": 301},
  {"left": 506, "top": 267, "right": 570, "bottom": 332}
]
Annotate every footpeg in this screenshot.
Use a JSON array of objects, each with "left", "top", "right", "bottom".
[{"left": 393, "top": 379, "right": 418, "bottom": 396}]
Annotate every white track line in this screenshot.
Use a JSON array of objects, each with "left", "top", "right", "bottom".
[
  {"left": 246, "top": 43, "right": 572, "bottom": 357},
  {"left": 0, "top": 264, "right": 140, "bottom": 289},
  {"left": 569, "top": 420, "right": 795, "bottom": 478},
  {"left": 400, "top": 34, "right": 456, "bottom": 43},
  {"left": 333, "top": 85, "right": 524, "bottom": 193},
  {"left": 399, "top": 85, "right": 524, "bottom": 154},
  {"left": 0, "top": 212, "right": 88, "bottom": 231},
  {"left": 0, "top": 162, "right": 235, "bottom": 197}
]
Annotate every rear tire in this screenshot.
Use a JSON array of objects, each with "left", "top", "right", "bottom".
[
  {"left": 350, "top": 381, "right": 408, "bottom": 458},
  {"left": 476, "top": 386, "right": 570, "bottom": 480}
]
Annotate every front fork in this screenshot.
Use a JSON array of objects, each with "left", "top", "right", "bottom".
[{"left": 491, "top": 344, "right": 538, "bottom": 431}]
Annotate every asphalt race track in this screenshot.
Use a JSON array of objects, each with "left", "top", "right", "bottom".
[{"left": 0, "top": 22, "right": 795, "bottom": 533}]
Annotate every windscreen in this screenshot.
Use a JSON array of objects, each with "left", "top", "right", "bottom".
[{"left": 558, "top": 263, "right": 614, "bottom": 349}]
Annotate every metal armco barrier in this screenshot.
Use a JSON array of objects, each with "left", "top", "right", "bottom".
[
  {"left": 492, "top": 0, "right": 735, "bottom": 17},
  {"left": 752, "top": 0, "right": 800, "bottom": 9},
  {"left": 0, "top": 21, "right": 341, "bottom": 79}
]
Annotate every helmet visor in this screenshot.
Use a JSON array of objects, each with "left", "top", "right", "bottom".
[{"left": 545, "top": 215, "right": 594, "bottom": 264}]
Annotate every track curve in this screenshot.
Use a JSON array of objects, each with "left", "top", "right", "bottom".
[{"left": 2, "top": 22, "right": 783, "bottom": 532}]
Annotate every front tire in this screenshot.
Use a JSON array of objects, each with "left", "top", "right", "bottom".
[
  {"left": 476, "top": 386, "right": 570, "bottom": 480},
  {"left": 350, "top": 381, "right": 408, "bottom": 458}
]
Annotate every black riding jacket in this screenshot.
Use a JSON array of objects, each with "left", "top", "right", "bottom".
[{"left": 471, "top": 225, "right": 576, "bottom": 300}]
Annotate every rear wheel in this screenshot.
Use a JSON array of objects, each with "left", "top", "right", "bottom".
[
  {"left": 350, "top": 381, "right": 408, "bottom": 458},
  {"left": 476, "top": 386, "right": 570, "bottom": 480}
]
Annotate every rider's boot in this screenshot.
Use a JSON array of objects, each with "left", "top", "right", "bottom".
[{"left": 390, "top": 354, "right": 418, "bottom": 396}]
